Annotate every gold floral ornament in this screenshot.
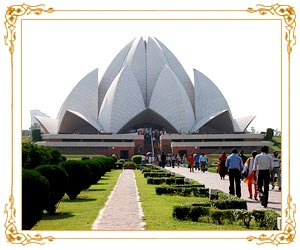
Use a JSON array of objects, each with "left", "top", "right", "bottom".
[
  {"left": 247, "top": 3, "right": 296, "bottom": 246},
  {"left": 248, "top": 3, "right": 296, "bottom": 54},
  {"left": 4, "top": 3, "right": 54, "bottom": 54},
  {"left": 4, "top": 3, "right": 54, "bottom": 245},
  {"left": 4, "top": 195, "right": 54, "bottom": 245},
  {"left": 247, "top": 196, "right": 296, "bottom": 245}
]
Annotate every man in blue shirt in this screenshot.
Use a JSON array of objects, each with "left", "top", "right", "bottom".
[
  {"left": 194, "top": 153, "right": 200, "bottom": 171},
  {"left": 225, "top": 148, "right": 244, "bottom": 198}
]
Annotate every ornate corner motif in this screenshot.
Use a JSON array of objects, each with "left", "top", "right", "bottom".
[
  {"left": 247, "top": 195, "right": 296, "bottom": 245},
  {"left": 4, "top": 3, "right": 54, "bottom": 54},
  {"left": 247, "top": 3, "right": 296, "bottom": 55},
  {"left": 4, "top": 3, "right": 55, "bottom": 246},
  {"left": 4, "top": 195, "right": 54, "bottom": 245}
]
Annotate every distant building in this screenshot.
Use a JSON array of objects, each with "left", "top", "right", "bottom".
[
  {"left": 30, "top": 109, "right": 49, "bottom": 129},
  {"left": 34, "top": 37, "right": 272, "bottom": 157}
]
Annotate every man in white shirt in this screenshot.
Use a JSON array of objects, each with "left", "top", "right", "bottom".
[{"left": 253, "top": 146, "right": 273, "bottom": 208}]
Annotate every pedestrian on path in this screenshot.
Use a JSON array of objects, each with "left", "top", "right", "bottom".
[
  {"left": 253, "top": 146, "right": 273, "bottom": 208},
  {"left": 188, "top": 153, "right": 195, "bottom": 172},
  {"left": 242, "top": 151, "right": 258, "bottom": 200},
  {"left": 225, "top": 148, "right": 244, "bottom": 198},
  {"left": 199, "top": 152, "right": 208, "bottom": 172},
  {"left": 218, "top": 152, "right": 227, "bottom": 180}
]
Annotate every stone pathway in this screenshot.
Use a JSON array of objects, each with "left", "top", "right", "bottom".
[{"left": 92, "top": 169, "right": 145, "bottom": 230}]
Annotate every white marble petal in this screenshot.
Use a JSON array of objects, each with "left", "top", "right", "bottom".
[
  {"left": 98, "top": 65, "right": 145, "bottom": 133},
  {"left": 150, "top": 65, "right": 195, "bottom": 133},
  {"left": 57, "top": 68, "right": 101, "bottom": 132}
]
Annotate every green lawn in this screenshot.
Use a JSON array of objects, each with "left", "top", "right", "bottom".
[
  {"left": 134, "top": 170, "right": 252, "bottom": 230},
  {"left": 32, "top": 169, "right": 122, "bottom": 230}
]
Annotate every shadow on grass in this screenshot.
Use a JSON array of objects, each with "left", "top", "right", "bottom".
[
  {"left": 63, "top": 197, "right": 97, "bottom": 202},
  {"left": 93, "top": 182, "right": 109, "bottom": 186},
  {"left": 42, "top": 212, "right": 75, "bottom": 220},
  {"left": 88, "top": 188, "right": 107, "bottom": 192}
]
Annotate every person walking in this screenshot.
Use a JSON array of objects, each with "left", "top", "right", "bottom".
[
  {"left": 194, "top": 153, "right": 200, "bottom": 171},
  {"left": 182, "top": 154, "right": 187, "bottom": 168},
  {"left": 271, "top": 151, "right": 281, "bottom": 191},
  {"left": 253, "top": 146, "right": 273, "bottom": 208},
  {"left": 218, "top": 152, "right": 227, "bottom": 180},
  {"left": 160, "top": 152, "right": 166, "bottom": 168},
  {"left": 225, "top": 148, "right": 244, "bottom": 198},
  {"left": 188, "top": 153, "right": 195, "bottom": 172},
  {"left": 242, "top": 151, "right": 258, "bottom": 200},
  {"left": 239, "top": 150, "right": 248, "bottom": 164},
  {"left": 199, "top": 152, "right": 208, "bottom": 172}
]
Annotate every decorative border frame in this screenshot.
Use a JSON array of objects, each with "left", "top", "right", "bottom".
[{"left": 2, "top": 2, "right": 297, "bottom": 246}]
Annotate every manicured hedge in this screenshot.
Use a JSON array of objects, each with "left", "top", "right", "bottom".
[
  {"left": 210, "top": 191, "right": 247, "bottom": 210},
  {"left": 156, "top": 186, "right": 209, "bottom": 197},
  {"left": 35, "top": 164, "right": 69, "bottom": 214},
  {"left": 59, "top": 160, "right": 92, "bottom": 200},
  {"left": 22, "top": 169, "right": 50, "bottom": 229}
]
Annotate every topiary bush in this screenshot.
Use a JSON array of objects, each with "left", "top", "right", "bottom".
[
  {"left": 82, "top": 159, "right": 104, "bottom": 185},
  {"left": 22, "top": 143, "right": 64, "bottom": 169},
  {"left": 35, "top": 164, "right": 69, "bottom": 214},
  {"left": 131, "top": 155, "right": 142, "bottom": 165},
  {"left": 59, "top": 160, "right": 92, "bottom": 200},
  {"left": 252, "top": 209, "right": 280, "bottom": 230},
  {"left": 123, "top": 161, "right": 137, "bottom": 169},
  {"left": 22, "top": 168, "right": 50, "bottom": 229}
]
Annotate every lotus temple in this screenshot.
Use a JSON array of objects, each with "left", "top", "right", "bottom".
[{"left": 35, "top": 37, "right": 272, "bottom": 159}]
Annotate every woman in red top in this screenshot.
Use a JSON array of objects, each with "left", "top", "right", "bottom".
[
  {"left": 218, "top": 152, "right": 228, "bottom": 179},
  {"left": 188, "top": 154, "right": 195, "bottom": 172}
]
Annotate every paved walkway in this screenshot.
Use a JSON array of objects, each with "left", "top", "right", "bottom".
[
  {"left": 92, "top": 170, "right": 145, "bottom": 230},
  {"left": 92, "top": 166, "right": 281, "bottom": 230},
  {"left": 165, "top": 166, "right": 281, "bottom": 213}
]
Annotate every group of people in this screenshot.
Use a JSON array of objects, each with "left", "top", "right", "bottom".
[
  {"left": 188, "top": 152, "right": 208, "bottom": 173},
  {"left": 219, "top": 146, "right": 281, "bottom": 208}
]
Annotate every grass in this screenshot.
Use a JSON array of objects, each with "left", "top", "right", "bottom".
[
  {"left": 134, "top": 170, "right": 252, "bottom": 230},
  {"left": 32, "top": 169, "right": 122, "bottom": 230}
]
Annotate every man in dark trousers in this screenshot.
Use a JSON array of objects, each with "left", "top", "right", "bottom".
[
  {"left": 160, "top": 152, "right": 166, "bottom": 168},
  {"left": 253, "top": 146, "right": 273, "bottom": 208},
  {"left": 225, "top": 148, "right": 244, "bottom": 198}
]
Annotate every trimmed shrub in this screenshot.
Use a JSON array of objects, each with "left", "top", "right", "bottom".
[
  {"left": 172, "top": 202, "right": 211, "bottom": 221},
  {"left": 209, "top": 208, "right": 236, "bottom": 225},
  {"left": 144, "top": 171, "right": 171, "bottom": 178},
  {"left": 156, "top": 186, "right": 209, "bottom": 197},
  {"left": 252, "top": 209, "right": 279, "bottom": 230},
  {"left": 22, "top": 143, "right": 64, "bottom": 169},
  {"left": 82, "top": 159, "right": 104, "bottom": 185},
  {"left": 92, "top": 156, "right": 114, "bottom": 172},
  {"left": 172, "top": 204, "right": 192, "bottom": 220},
  {"left": 131, "top": 155, "right": 142, "bottom": 165},
  {"left": 35, "top": 164, "right": 69, "bottom": 214},
  {"left": 190, "top": 206, "right": 210, "bottom": 221},
  {"left": 22, "top": 168, "right": 50, "bottom": 229},
  {"left": 210, "top": 192, "right": 247, "bottom": 210},
  {"left": 59, "top": 160, "right": 92, "bottom": 200},
  {"left": 123, "top": 161, "right": 137, "bottom": 169}
]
